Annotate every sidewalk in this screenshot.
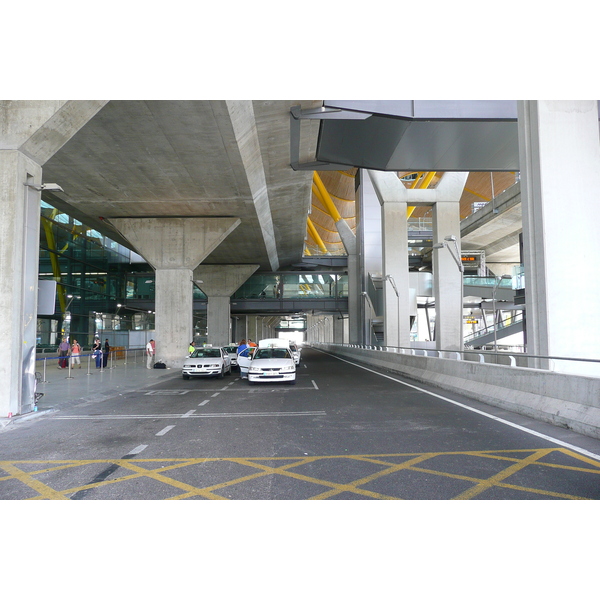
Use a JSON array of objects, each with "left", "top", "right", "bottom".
[{"left": 1, "top": 353, "right": 179, "bottom": 428}]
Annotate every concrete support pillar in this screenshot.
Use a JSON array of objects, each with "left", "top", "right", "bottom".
[
  {"left": 0, "top": 100, "right": 107, "bottom": 417},
  {"left": 192, "top": 264, "right": 259, "bottom": 347},
  {"left": 247, "top": 316, "right": 259, "bottom": 345},
  {"left": 0, "top": 151, "right": 43, "bottom": 417},
  {"left": 367, "top": 171, "right": 413, "bottom": 348},
  {"left": 380, "top": 197, "right": 410, "bottom": 348},
  {"left": 333, "top": 313, "right": 345, "bottom": 343},
  {"left": 110, "top": 217, "right": 240, "bottom": 368},
  {"left": 432, "top": 201, "right": 463, "bottom": 351},
  {"left": 517, "top": 100, "right": 600, "bottom": 375},
  {"left": 233, "top": 315, "right": 247, "bottom": 344}
]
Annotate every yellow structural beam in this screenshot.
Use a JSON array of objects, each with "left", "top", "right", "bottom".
[
  {"left": 313, "top": 172, "right": 342, "bottom": 223},
  {"left": 307, "top": 217, "right": 328, "bottom": 253},
  {"left": 419, "top": 171, "right": 437, "bottom": 189}
]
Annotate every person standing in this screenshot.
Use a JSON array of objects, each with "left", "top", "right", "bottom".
[
  {"left": 103, "top": 339, "right": 110, "bottom": 368},
  {"left": 92, "top": 338, "right": 102, "bottom": 368},
  {"left": 146, "top": 338, "right": 155, "bottom": 369},
  {"left": 71, "top": 339, "right": 81, "bottom": 368},
  {"left": 188, "top": 341, "right": 195, "bottom": 355},
  {"left": 237, "top": 339, "right": 248, "bottom": 354},
  {"left": 247, "top": 338, "right": 257, "bottom": 347},
  {"left": 58, "top": 338, "right": 70, "bottom": 369}
]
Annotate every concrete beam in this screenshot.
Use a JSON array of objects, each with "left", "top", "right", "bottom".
[
  {"left": 1, "top": 100, "right": 109, "bottom": 164},
  {"left": 226, "top": 101, "right": 279, "bottom": 271}
]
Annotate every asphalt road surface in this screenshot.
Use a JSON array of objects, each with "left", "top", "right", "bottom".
[{"left": 2, "top": 346, "right": 600, "bottom": 500}]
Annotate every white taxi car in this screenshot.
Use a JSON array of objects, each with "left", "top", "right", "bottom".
[
  {"left": 289, "top": 342, "right": 301, "bottom": 365},
  {"left": 223, "top": 344, "right": 239, "bottom": 368},
  {"left": 182, "top": 346, "right": 231, "bottom": 379},
  {"left": 246, "top": 339, "right": 296, "bottom": 385}
]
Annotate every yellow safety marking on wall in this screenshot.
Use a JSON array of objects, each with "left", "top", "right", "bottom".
[{"left": 2, "top": 448, "right": 599, "bottom": 500}]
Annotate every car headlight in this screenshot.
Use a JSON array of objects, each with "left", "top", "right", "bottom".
[
  {"left": 249, "top": 366, "right": 261, "bottom": 373},
  {"left": 280, "top": 366, "right": 295, "bottom": 373},
  {"left": 208, "top": 363, "right": 220, "bottom": 368}
]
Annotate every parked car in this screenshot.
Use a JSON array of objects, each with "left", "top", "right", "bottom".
[
  {"left": 289, "top": 342, "right": 301, "bottom": 365},
  {"left": 223, "top": 344, "right": 239, "bottom": 368},
  {"left": 182, "top": 346, "right": 231, "bottom": 379},
  {"left": 246, "top": 339, "right": 296, "bottom": 385}
]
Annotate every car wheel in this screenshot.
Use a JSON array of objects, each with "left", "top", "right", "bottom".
[
  {"left": 287, "top": 379, "right": 296, "bottom": 385},
  {"left": 218, "top": 367, "right": 224, "bottom": 379},
  {"left": 183, "top": 374, "right": 190, "bottom": 380}
]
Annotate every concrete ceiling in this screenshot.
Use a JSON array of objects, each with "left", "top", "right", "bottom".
[
  {"left": 39, "top": 99, "right": 526, "bottom": 275},
  {"left": 41, "top": 100, "right": 321, "bottom": 271}
]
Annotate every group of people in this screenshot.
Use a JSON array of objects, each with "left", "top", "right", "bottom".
[
  {"left": 236, "top": 338, "right": 257, "bottom": 355},
  {"left": 56, "top": 337, "right": 110, "bottom": 369}
]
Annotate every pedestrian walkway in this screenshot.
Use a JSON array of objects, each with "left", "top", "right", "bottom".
[{"left": 1, "top": 352, "right": 179, "bottom": 428}]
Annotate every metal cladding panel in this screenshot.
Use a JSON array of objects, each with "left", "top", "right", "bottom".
[
  {"left": 317, "top": 101, "right": 520, "bottom": 172},
  {"left": 324, "top": 100, "right": 518, "bottom": 120}
]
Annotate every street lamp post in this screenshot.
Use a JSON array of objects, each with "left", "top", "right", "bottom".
[
  {"left": 492, "top": 274, "right": 512, "bottom": 352},
  {"left": 385, "top": 274, "right": 400, "bottom": 349}
]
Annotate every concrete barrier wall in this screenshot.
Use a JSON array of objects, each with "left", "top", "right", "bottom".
[{"left": 317, "top": 344, "right": 600, "bottom": 440}]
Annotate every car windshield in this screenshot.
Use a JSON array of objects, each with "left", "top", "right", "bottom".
[
  {"left": 191, "top": 349, "right": 221, "bottom": 358},
  {"left": 224, "top": 346, "right": 238, "bottom": 353},
  {"left": 254, "top": 348, "right": 291, "bottom": 360}
]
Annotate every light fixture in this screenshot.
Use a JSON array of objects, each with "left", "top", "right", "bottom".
[
  {"left": 433, "top": 237, "right": 464, "bottom": 273},
  {"left": 24, "top": 182, "right": 64, "bottom": 192}
]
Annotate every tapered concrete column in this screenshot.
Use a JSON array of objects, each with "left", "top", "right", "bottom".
[
  {"left": 432, "top": 202, "right": 463, "bottom": 351},
  {"left": 368, "top": 171, "right": 412, "bottom": 348},
  {"left": 110, "top": 217, "right": 240, "bottom": 368},
  {"left": 518, "top": 101, "right": 600, "bottom": 376},
  {"left": 0, "top": 100, "right": 108, "bottom": 417},
  {"left": 193, "top": 264, "right": 259, "bottom": 347}
]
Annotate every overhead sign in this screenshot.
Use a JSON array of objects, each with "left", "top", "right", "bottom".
[{"left": 461, "top": 253, "right": 481, "bottom": 268}]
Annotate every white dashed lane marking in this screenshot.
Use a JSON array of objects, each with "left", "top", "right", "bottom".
[{"left": 156, "top": 425, "right": 175, "bottom": 436}]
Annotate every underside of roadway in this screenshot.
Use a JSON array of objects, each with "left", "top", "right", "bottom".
[{"left": 2, "top": 347, "right": 600, "bottom": 501}]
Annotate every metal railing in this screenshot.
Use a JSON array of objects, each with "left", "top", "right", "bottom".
[
  {"left": 35, "top": 347, "right": 148, "bottom": 381},
  {"left": 319, "top": 342, "right": 600, "bottom": 377}
]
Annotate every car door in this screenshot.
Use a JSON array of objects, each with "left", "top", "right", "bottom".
[
  {"left": 236, "top": 347, "right": 255, "bottom": 377},
  {"left": 221, "top": 347, "right": 231, "bottom": 372}
]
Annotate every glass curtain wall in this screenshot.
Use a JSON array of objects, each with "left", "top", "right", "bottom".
[{"left": 38, "top": 201, "right": 152, "bottom": 349}]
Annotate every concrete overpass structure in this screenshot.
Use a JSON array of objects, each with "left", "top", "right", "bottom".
[{"left": 2, "top": 100, "right": 600, "bottom": 431}]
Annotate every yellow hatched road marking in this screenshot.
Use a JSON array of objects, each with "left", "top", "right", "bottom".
[
  {"left": 1, "top": 447, "right": 599, "bottom": 500},
  {"left": 453, "top": 448, "right": 556, "bottom": 500},
  {"left": 1, "top": 462, "right": 70, "bottom": 500}
]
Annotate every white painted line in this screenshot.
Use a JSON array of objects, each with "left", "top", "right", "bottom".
[
  {"left": 304, "top": 364, "right": 308, "bottom": 369},
  {"left": 211, "top": 393, "right": 220, "bottom": 398},
  {"left": 199, "top": 399, "right": 210, "bottom": 406},
  {"left": 182, "top": 410, "right": 196, "bottom": 418},
  {"left": 127, "top": 444, "right": 148, "bottom": 455},
  {"left": 156, "top": 425, "right": 175, "bottom": 436},
  {"left": 220, "top": 386, "right": 230, "bottom": 391},
  {"left": 322, "top": 350, "right": 600, "bottom": 462},
  {"left": 312, "top": 379, "right": 319, "bottom": 390}
]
